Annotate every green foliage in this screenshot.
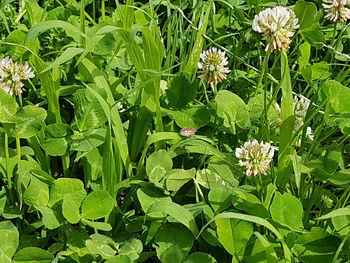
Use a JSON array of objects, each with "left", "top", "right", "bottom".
[{"left": 0, "top": 0, "right": 350, "bottom": 262}]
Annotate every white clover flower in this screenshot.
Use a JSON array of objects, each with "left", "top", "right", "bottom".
[
  {"left": 235, "top": 140, "right": 276, "bottom": 177},
  {"left": 295, "top": 126, "right": 314, "bottom": 147},
  {"left": 293, "top": 95, "right": 310, "bottom": 130},
  {"left": 180, "top": 127, "right": 197, "bottom": 137},
  {"left": 197, "top": 47, "right": 231, "bottom": 83},
  {"left": 116, "top": 101, "right": 126, "bottom": 113},
  {"left": 323, "top": 0, "right": 350, "bottom": 22},
  {"left": 252, "top": 6, "right": 299, "bottom": 52},
  {"left": 0, "top": 56, "right": 35, "bottom": 96}
]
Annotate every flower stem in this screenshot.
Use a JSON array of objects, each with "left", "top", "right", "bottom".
[
  {"left": 4, "top": 134, "right": 11, "bottom": 189},
  {"left": 254, "top": 52, "right": 270, "bottom": 96}
]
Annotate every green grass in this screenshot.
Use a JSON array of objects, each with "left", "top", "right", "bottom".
[{"left": 1, "top": 0, "right": 350, "bottom": 262}]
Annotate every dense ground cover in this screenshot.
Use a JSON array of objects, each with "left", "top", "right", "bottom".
[{"left": 1, "top": 0, "right": 350, "bottom": 262}]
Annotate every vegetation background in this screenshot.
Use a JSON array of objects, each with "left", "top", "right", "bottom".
[{"left": 1, "top": 0, "right": 350, "bottom": 262}]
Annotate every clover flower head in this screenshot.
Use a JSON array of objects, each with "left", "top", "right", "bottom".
[
  {"left": 323, "top": 0, "right": 350, "bottom": 22},
  {"left": 197, "top": 47, "right": 231, "bottom": 83},
  {"left": 116, "top": 102, "right": 126, "bottom": 113},
  {"left": 235, "top": 140, "right": 276, "bottom": 176},
  {"left": 293, "top": 95, "right": 310, "bottom": 130},
  {"left": 252, "top": 6, "right": 299, "bottom": 52},
  {"left": 180, "top": 127, "right": 197, "bottom": 137},
  {"left": 0, "top": 56, "right": 35, "bottom": 96}
]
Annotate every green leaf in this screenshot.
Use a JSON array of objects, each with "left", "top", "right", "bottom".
[
  {"left": 317, "top": 206, "right": 350, "bottom": 220},
  {"left": 49, "top": 178, "right": 86, "bottom": 206},
  {"left": 41, "top": 138, "right": 67, "bottom": 156},
  {"left": 166, "top": 72, "right": 197, "bottom": 108},
  {"left": 13, "top": 247, "right": 54, "bottom": 263},
  {"left": 208, "top": 188, "right": 232, "bottom": 213},
  {"left": 166, "top": 105, "right": 210, "bottom": 129},
  {"left": 81, "top": 218, "right": 112, "bottom": 231},
  {"left": 26, "top": 20, "right": 83, "bottom": 42},
  {"left": 270, "top": 192, "right": 303, "bottom": 230},
  {"left": 146, "top": 149, "right": 173, "bottom": 185},
  {"left": 332, "top": 215, "right": 350, "bottom": 235},
  {"left": 82, "top": 190, "right": 115, "bottom": 220},
  {"left": 4, "top": 106, "right": 47, "bottom": 138},
  {"left": 311, "top": 62, "right": 331, "bottom": 80},
  {"left": 118, "top": 238, "right": 143, "bottom": 261},
  {"left": 85, "top": 234, "right": 116, "bottom": 259},
  {"left": 62, "top": 194, "right": 81, "bottom": 224},
  {"left": 154, "top": 224, "right": 194, "bottom": 263},
  {"left": 166, "top": 168, "right": 196, "bottom": 191},
  {"left": 0, "top": 88, "right": 15, "bottom": 123},
  {"left": 73, "top": 89, "right": 107, "bottom": 131},
  {"left": 24, "top": 176, "right": 49, "bottom": 207},
  {"left": 70, "top": 128, "right": 106, "bottom": 152},
  {"left": 36, "top": 206, "right": 61, "bottom": 230},
  {"left": 298, "top": 42, "right": 311, "bottom": 68},
  {"left": 105, "top": 255, "right": 132, "bottom": 263},
  {"left": 196, "top": 169, "right": 227, "bottom": 190},
  {"left": 41, "top": 47, "right": 84, "bottom": 73},
  {"left": 294, "top": 1, "right": 319, "bottom": 31},
  {"left": 137, "top": 185, "right": 171, "bottom": 218},
  {"left": 215, "top": 90, "right": 250, "bottom": 131},
  {"left": 0, "top": 221, "right": 19, "bottom": 260},
  {"left": 147, "top": 200, "right": 199, "bottom": 235},
  {"left": 183, "top": 252, "right": 218, "bottom": 263},
  {"left": 216, "top": 218, "right": 253, "bottom": 259},
  {"left": 293, "top": 227, "right": 340, "bottom": 263}
]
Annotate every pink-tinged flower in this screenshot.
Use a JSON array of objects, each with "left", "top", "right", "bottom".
[
  {"left": 0, "top": 56, "right": 35, "bottom": 96},
  {"left": 323, "top": 0, "right": 350, "bottom": 22},
  {"left": 235, "top": 140, "right": 276, "bottom": 176},
  {"left": 197, "top": 47, "right": 230, "bottom": 83},
  {"left": 252, "top": 6, "right": 299, "bottom": 52},
  {"left": 180, "top": 127, "right": 197, "bottom": 137}
]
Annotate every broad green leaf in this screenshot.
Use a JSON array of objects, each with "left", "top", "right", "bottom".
[
  {"left": 146, "top": 149, "right": 173, "bottom": 185},
  {"left": 62, "top": 194, "right": 81, "bottom": 224},
  {"left": 294, "top": 1, "right": 319, "bottom": 30},
  {"left": 208, "top": 188, "right": 232, "bottom": 213},
  {"left": 166, "top": 168, "right": 196, "bottom": 191},
  {"left": 233, "top": 190, "right": 269, "bottom": 218},
  {"left": 320, "top": 80, "right": 350, "bottom": 114},
  {"left": 196, "top": 169, "right": 227, "bottom": 189},
  {"left": 166, "top": 72, "right": 197, "bottom": 108},
  {"left": 270, "top": 192, "right": 303, "bottom": 230},
  {"left": 166, "top": 105, "right": 210, "bottom": 129},
  {"left": 298, "top": 42, "right": 311, "bottom": 68},
  {"left": 183, "top": 252, "right": 218, "bottom": 263},
  {"left": 73, "top": 89, "right": 107, "bottom": 131},
  {"left": 137, "top": 185, "right": 171, "bottom": 218},
  {"left": 216, "top": 218, "right": 253, "bottom": 259},
  {"left": 0, "top": 88, "right": 15, "bottom": 122},
  {"left": 293, "top": 227, "right": 340, "bottom": 263},
  {"left": 311, "top": 62, "right": 331, "bottom": 80},
  {"left": 105, "top": 255, "right": 132, "bottom": 263},
  {"left": 36, "top": 206, "right": 61, "bottom": 230},
  {"left": 4, "top": 106, "right": 47, "bottom": 138},
  {"left": 0, "top": 221, "right": 19, "bottom": 260},
  {"left": 332, "top": 215, "right": 350, "bottom": 235},
  {"left": 41, "top": 138, "right": 67, "bottom": 156},
  {"left": 49, "top": 178, "right": 86, "bottom": 207},
  {"left": 85, "top": 234, "right": 116, "bottom": 259},
  {"left": 24, "top": 176, "right": 49, "bottom": 207},
  {"left": 154, "top": 224, "right": 194, "bottom": 263},
  {"left": 215, "top": 90, "right": 250, "bottom": 131},
  {"left": 70, "top": 128, "right": 106, "bottom": 152},
  {"left": 147, "top": 200, "right": 199, "bottom": 235},
  {"left": 118, "top": 238, "right": 143, "bottom": 261},
  {"left": 81, "top": 218, "right": 112, "bottom": 231},
  {"left": 200, "top": 212, "right": 292, "bottom": 262},
  {"left": 82, "top": 190, "right": 115, "bottom": 220},
  {"left": 13, "top": 247, "right": 54, "bottom": 263}
]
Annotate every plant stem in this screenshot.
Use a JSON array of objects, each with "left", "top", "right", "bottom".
[
  {"left": 254, "top": 52, "right": 270, "bottom": 96},
  {"left": 5, "top": 134, "right": 11, "bottom": 189},
  {"left": 101, "top": 0, "right": 106, "bottom": 21}
]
